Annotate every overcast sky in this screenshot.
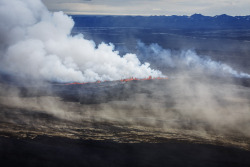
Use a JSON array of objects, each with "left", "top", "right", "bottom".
[{"left": 41, "top": 0, "right": 250, "bottom": 16}]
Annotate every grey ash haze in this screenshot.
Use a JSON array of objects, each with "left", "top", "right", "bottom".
[{"left": 1, "top": 0, "right": 250, "bottom": 166}]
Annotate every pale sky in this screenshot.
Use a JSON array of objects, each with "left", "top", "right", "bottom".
[{"left": 41, "top": 0, "right": 250, "bottom": 16}]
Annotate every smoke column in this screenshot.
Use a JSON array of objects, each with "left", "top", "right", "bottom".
[{"left": 0, "top": 0, "right": 163, "bottom": 83}]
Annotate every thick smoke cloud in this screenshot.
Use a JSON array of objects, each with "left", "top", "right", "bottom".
[{"left": 0, "top": 0, "right": 163, "bottom": 83}]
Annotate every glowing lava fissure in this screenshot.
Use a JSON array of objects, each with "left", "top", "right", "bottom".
[{"left": 64, "top": 76, "right": 168, "bottom": 85}]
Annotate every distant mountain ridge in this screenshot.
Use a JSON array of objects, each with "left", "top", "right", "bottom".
[{"left": 71, "top": 14, "right": 250, "bottom": 30}]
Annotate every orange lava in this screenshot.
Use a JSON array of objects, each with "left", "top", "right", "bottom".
[{"left": 65, "top": 76, "right": 168, "bottom": 85}]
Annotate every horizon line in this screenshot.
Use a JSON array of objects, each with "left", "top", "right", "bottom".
[{"left": 65, "top": 12, "right": 250, "bottom": 17}]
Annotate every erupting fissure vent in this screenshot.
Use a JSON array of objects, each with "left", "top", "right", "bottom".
[{"left": 65, "top": 76, "right": 168, "bottom": 85}]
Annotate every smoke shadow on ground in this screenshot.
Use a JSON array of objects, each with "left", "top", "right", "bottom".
[{"left": 1, "top": 136, "right": 250, "bottom": 167}]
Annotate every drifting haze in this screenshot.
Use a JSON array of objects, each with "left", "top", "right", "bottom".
[{"left": 136, "top": 42, "right": 250, "bottom": 78}]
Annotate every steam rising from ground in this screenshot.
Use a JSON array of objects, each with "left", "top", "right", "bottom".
[
  {"left": 1, "top": 73, "right": 250, "bottom": 141},
  {"left": 0, "top": 0, "right": 162, "bottom": 83}
]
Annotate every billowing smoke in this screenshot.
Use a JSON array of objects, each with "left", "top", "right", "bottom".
[
  {"left": 0, "top": 0, "right": 163, "bottom": 83},
  {"left": 136, "top": 42, "right": 250, "bottom": 78}
]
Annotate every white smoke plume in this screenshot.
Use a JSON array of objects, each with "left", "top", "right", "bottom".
[
  {"left": 0, "top": 0, "right": 163, "bottom": 83},
  {"left": 137, "top": 42, "right": 250, "bottom": 78}
]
